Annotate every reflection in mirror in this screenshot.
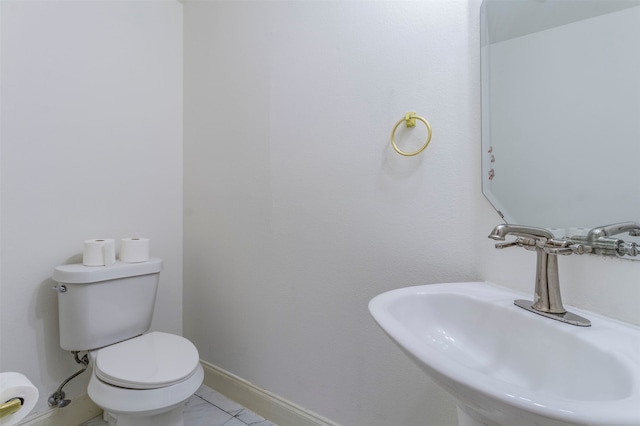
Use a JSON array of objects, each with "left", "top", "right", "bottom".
[{"left": 480, "top": 0, "right": 640, "bottom": 254}]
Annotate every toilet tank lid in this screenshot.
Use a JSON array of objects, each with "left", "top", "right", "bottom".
[{"left": 53, "top": 258, "right": 163, "bottom": 284}]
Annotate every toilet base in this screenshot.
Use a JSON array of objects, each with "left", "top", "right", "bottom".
[{"left": 104, "top": 404, "right": 184, "bottom": 426}]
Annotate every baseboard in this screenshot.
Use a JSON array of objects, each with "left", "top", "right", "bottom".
[
  {"left": 19, "top": 393, "right": 102, "bottom": 426},
  {"left": 200, "top": 360, "right": 340, "bottom": 426},
  {"left": 19, "top": 361, "right": 336, "bottom": 426}
]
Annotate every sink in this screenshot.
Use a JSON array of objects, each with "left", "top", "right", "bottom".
[{"left": 369, "top": 282, "right": 640, "bottom": 426}]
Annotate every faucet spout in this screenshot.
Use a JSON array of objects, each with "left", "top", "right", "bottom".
[
  {"left": 587, "top": 222, "right": 640, "bottom": 240},
  {"left": 488, "top": 224, "right": 555, "bottom": 241}
]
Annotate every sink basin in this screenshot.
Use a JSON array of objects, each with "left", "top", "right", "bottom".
[{"left": 369, "top": 282, "right": 640, "bottom": 426}]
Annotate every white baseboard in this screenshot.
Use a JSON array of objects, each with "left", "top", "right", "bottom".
[
  {"left": 200, "top": 360, "right": 340, "bottom": 426},
  {"left": 19, "top": 393, "right": 102, "bottom": 426},
  {"left": 19, "top": 360, "right": 337, "bottom": 426}
]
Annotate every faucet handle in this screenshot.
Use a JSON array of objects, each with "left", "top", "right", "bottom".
[
  {"left": 543, "top": 239, "right": 587, "bottom": 256},
  {"left": 618, "top": 242, "right": 639, "bottom": 257},
  {"left": 544, "top": 245, "right": 583, "bottom": 255},
  {"left": 494, "top": 236, "right": 537, "bottom": 250},
  {"left": 494, "top": 240, "right": 518, "bottom": 249},
  {"left": 591, "top": 237, "right": 625, "bottom": 256}
]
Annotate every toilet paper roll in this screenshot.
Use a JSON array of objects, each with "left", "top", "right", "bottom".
[
  {"left": 0, "top": 372, "right": 39, "bottom": 426},
  {"left": 82, "top": 239, "right": 116, "bottom": 267},
  {"left": 119, "top": 238, "right": 150, "bottom": 263}
]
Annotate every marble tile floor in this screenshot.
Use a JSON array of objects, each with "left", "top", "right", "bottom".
[{"left": 81, "top": 384, "right": 277, "bottom": 426}]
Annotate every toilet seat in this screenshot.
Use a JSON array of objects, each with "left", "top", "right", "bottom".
[
  {"left": 88, "top": 362, "right": 204, "bottom": 417},
  {"left": 94, "top": 332, "right": 200, "bottom": 389}
]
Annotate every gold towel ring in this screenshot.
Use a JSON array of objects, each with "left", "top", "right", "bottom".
[{"left": 390, "top": 112, "right": 432, "bottom": 156}]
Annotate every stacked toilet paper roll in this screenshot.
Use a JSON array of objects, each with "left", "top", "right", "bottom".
[
  {"left": 0, "top": 373, "right": 39, "bottom": 426},
  {"left": 82, "top": 239, "right": 116, "bottom": 267},
  {"left": 119, "top": 238, "right": 150, "bottom": 263}
]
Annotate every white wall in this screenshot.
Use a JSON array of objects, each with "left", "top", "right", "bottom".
[
  {"left": 0, "top": 0, "right": 183, "bottom": 418},
  {"left": 184, "top": 2, "right": 640, "bottom": 426},
  {"left": 184, "top": 2, "right": 483, "bottom": 425}
]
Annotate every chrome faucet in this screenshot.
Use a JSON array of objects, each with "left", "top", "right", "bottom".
[
  {"left": 488, "top": 224, "right": 591, "bottom": 327},
  {"left": 587, "top": 221, "right": 640, "bottom": 239},
  {"left": 488, "top": 224, "right": 555, "bottom": 243},
  {"left": 571, "top": 222, "right": 640, "bottom": 257}
]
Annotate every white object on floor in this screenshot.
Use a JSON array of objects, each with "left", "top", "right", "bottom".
[{"left": 0, "top": 372, "right": 39, "bottom": 426}]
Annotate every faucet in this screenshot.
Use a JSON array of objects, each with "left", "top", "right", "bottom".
[
  {"left": 571, "top": 222, "right": 640, "bottom": 257},
  {"left": 586, "top": 221, "right": 640, "bottom": 239},
  {"left": 488, "top": 224, "right": 591, "bottom": 327},
  {"left": 488, "top": 224, "right": 563, "bottom": 313},
  {"left": 488, "top": 224, "right": 555, "bottom": 243}
]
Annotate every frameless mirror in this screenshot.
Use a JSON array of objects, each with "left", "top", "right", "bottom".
[{"left": 480, "top": 0, "right": 640, "bottom": 249}]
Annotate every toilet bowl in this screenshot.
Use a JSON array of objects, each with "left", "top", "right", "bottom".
[
  {"left": 87, "top": 332, "right": 204, "bottom": 426},
  {"left": 53, "top": 258, "right": 204, "bottom": 426}
]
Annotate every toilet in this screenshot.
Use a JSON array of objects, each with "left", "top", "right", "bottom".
[{"left": 53, "top": 258, "right": 203, "bottom": 426}]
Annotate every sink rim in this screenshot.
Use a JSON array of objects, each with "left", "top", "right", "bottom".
[{"left": 369, "top": 282, "right": 640, "bottom": 426}]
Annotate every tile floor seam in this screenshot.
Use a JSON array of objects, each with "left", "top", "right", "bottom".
[
  {"left": 79, "top": 384, "right": 276, "bottom": 426},
  {"left": 193, "top": 393, "right": 250, "bottom": 423},
  {"left": 222, "top": 418, "right": 250, "bottom": 426}
]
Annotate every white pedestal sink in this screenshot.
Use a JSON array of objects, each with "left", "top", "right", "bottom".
[{"left": 369, "top": 282, "right": 640, "bottom": 426}]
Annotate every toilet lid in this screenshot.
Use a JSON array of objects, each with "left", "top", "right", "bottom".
[{"left": 94, "top": 332, "right": 200, "bottom": 390}]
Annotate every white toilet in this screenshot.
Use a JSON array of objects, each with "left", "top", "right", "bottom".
[{"left": 53, "top": 258, "right": 203, "bottom": 426}]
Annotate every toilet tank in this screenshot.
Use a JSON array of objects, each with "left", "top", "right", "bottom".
[{"left": 53, "top": 258, "right": 163, "bottom": 351}]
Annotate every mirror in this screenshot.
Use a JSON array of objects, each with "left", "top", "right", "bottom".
[{"left": 480, "top": 0, "right": 640, "bottom": 248}]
